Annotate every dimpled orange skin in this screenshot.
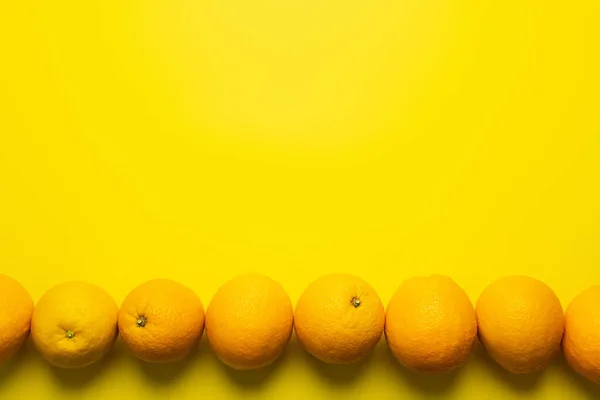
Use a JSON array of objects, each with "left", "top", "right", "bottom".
[
  {"left": 31, "top": 282, "right": 118, "bottom": 368},
  {"left": 0, "top": 274, "right": 34, "bottom": 363},
  {"left": 206, "top": 273, "right": 293, "bottom": 370},
  {"left": 118, "top": 279, "right": 205, "bottom": 363},
  {"left": 294, "top": 274, "right": 385, "bottom": 364},
  {"left": 563, "top": 285, "right": 600, "bottom": 385},
  {"left": 476, "top": 276, "right": 564, "bottom": 374},
  {"left": 385, "top": 275, "right": 477, "bottom": 373}
]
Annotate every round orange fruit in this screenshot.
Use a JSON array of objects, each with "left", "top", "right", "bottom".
[
  {"left": 563, "top": 285, "right": 600, "bottom": 384},
  {"left": 0, "top": 274, "right": 34, "bottom": 363},
  {"left": 294, "top": 274, "right": 384, "bottom": 364},
  {"left": 206, "top": 273, "right": 293, "bottom": 370},
  {"left": 118, "top": 279, "right": 205, "bottom": 363},
  {"left": 31, "top": 282, "right": 118, "bottom": 368},
  {"left": 385, "top": 275, "right": 477, "bottom": 373},
  {"left": 476, "top": 276, "right": 564, "bottom": 374}
]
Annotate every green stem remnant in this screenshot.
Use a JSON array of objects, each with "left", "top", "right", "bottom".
[
  {"left": 136, "top": 316, "right": 147, "bottom": 327},
  {"left": 65, "top": 330, "right": 75, "bottom": 339},
  {"left": 351, "top": 297, "right": 362, "bottom": 308}
]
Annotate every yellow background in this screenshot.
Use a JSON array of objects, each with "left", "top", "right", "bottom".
[{"left": 1, "top": 0, "right": 599, "bottom": 398}]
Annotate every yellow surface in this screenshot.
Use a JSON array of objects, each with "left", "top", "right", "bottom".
[{"left": 0, "top": 0, "right": 599, "bottom": 398}]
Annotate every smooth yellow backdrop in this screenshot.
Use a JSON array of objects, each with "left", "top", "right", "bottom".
[{"left": 1, "top": 0, "right": 599, "bottom": 399}]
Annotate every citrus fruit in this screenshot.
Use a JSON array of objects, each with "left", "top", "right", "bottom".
[
  {"left": 476, "top": 275, "right": 564, "bottom": 374},
  {"left": 206, "top": 273, "right": 293, "bottom": 370},
  {"left": 294, "top": 274, "right": 384, "bottom": 364},
  {"left": 31, "top": 281, "right": 118, "bottom": 368},
  {"left": 385, "top": 275, "right": 477, "bottom": 373},
  {"left": 118, "top": 279, "right": 205, "bottom": 363},
  {"left": 0, "top": 274, "right": 34, "bottom": 363},
  {"left": 563, "top": 285, "right": 600, "bottom": 384}
]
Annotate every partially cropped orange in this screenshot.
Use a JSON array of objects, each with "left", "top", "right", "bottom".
[
  {"left": 118, "top": 279, "right": 205, "bottom": 363},
  {"left": 0, "top": 274, "right": 33, "bottom": 363},
  {"left": 385, "top": 275, "right": 477, "bottom": 373},
  {"left": 294, "top": 274, "right": 384, "bottom": 364},
  {"left": 31, "top": 282, "right": 118, "bottom": 368},
  {"left": 563, "top": 285, "right": 600, "bottom": 385},
  {"left": 206, "top": 273, "right": 293, "bottom": 370},
  {"left": 476, "top": 276, "right": 564, "bottom": 374}
]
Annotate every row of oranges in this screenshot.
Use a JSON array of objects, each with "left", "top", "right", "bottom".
[{"left": 1, "top": 273, "right": 599, "bottom": 385}]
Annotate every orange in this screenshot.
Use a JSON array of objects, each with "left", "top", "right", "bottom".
[
  {"left": 118, "top": 279, "right": 205, "bottom": 363},
  {"left": 31, "top": 282, "right": 118, "bottom": 368},
  {"left": 0, "top": 274, "right": 33, "bottom": 363},
  {"left": 294, "top": 274, "right": 384, "bottom": 364},
  {"left": 385, "top": 275, "right": 477, "bottom": 373},
  {"left": 476, "top": 276, "right": 564, "bottom": 374},
  {"left": 206, "top": 273, "right": 293, "bottom": 370},
  {"left": 563, "top": 285, "right": 600, "bottom": 384}
]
